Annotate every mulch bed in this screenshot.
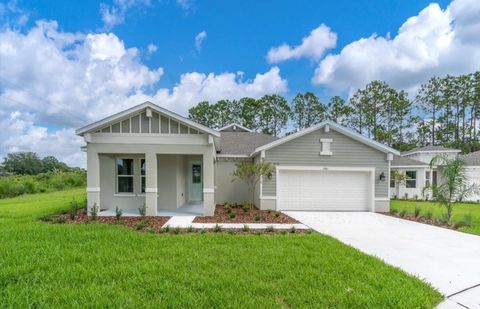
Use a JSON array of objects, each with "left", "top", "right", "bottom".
[
  {"left": 193, "top": 204, "right": 299, "bottom": 224},
  {"left": 382, "top": 212, "right": 457, "bottom": 230},
  {"left": 41, "top": 209, "right": 170, "bottom": 233}
]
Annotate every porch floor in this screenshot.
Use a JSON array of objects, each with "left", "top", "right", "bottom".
[{"left": 98, "top": 202, "right": 203, "bottom": 217}]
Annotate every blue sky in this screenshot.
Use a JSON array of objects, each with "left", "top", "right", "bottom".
[{"left": 1, "top": 0, "right": 479, "bottom": 166}]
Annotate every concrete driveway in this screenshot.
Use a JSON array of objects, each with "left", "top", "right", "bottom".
[{"left": 285, "top": 212, "right": 480, "bottom": 308}]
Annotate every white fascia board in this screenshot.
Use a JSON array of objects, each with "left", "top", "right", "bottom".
[
  {"left": 252, "top": 120, "right": 400, "bottom": 156},
  {"left": 216, "top": 154, "right": 250, "bottom": 158},
  {"left": 402, "top": 149, "right": 461, "bottom": 156},
  {"left": 391, "top": 165, "right": 429, "bottom": 169},
  {"left": 218, "top": 123, "right": 253, "bottom": 132},
  {"left": 76, "top": 101, "right": 220, "bottom": 137}
]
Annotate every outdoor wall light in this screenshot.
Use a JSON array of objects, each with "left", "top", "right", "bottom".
[
  {"left": 379, "top": 172, "right": 386, "bottom": 181},
  {"left": 267, "top": 172, "right": 273, "bottom": 180}
]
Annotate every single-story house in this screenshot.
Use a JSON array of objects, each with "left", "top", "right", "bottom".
[
  {"left": 390, "top": 146, "right": 480, "bottom": 202},
  {"left": 76, "top": 101, "right": 399, "bottom": 216}
]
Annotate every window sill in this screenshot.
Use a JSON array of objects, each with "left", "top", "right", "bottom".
[{"left": 114, "top": 193, "right": 139, "bottom": 197}]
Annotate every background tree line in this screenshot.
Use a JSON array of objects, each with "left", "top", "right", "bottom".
[{"left": 188, "top": 71, "right": 480, "bottom": 153}]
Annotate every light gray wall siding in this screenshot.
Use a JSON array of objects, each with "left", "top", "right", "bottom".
[
  {"left": 263, "top": 128, "right": 389, "bottom": 198},
  {"left": 214, "top": 158, "right": 250, "bottom": 204}
]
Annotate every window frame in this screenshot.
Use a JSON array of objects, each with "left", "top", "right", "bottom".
[
  {"left": 389, "top": 171, "right": 396, "bottom": 188},
  {"left": 425, "top": 170, "right": 431, "bottom": 187},
  {"left": 116, "top": 158, "right": 135, "bottom": 194},
  {"left": 140, "top": 158, "right": 146, "bottom": 194},
  {"left": 405, "top": 171, "right": 417, "bottom": 188}
]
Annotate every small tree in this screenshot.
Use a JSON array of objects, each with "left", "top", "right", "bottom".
[
  {"left": 429, "top": 155, "right": 478, "bottom": 222},
  {"left": 232, "top": 161, "right": 274, "bottom": 209},
  {"left": 390, "top": 170, "right": 407, "bottom": 199}
]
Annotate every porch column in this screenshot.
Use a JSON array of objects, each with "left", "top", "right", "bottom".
[
  {"left": 203, "top": 149, "right": 215, "bottom": 216},
  {"left": 145, "top": 152, "right": 157, "bottom": 216},
  {"left": 86, "top": 147, "right": 100, "bottom": 214}
]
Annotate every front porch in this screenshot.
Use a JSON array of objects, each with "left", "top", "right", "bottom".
[{"left": 87, "top": 145, "right": 215, "bottom": 216}]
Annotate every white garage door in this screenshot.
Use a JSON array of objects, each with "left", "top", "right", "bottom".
[{"left": 277, "top": 169, "right": 372, "bottom": 211}]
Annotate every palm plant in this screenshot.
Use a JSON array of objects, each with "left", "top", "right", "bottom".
[{"left": 429, "top": 154, "right": 478, "bottom": 223}]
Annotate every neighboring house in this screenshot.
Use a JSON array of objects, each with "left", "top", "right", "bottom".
[
  {"left": 76, "top": 101, "right": 399, "bottom": 216},
  {"left": 390, "top": 146, "right": 480, "bottom": 202}
]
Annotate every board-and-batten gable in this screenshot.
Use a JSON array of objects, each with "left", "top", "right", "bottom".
[{"left": 95, "top": 109, "right": 202, "bottom": 135}]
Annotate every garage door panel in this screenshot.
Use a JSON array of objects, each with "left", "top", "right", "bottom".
[{"left": 277, "top": 169, "right": 371, "bottom": 211}]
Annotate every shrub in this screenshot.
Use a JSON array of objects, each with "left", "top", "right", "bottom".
[
  {"left": 399, "top": 210, "right": 407, "bottom": 218},
  {"left": 138, "top": 204, "right": 146, "bottom": 218},
  {"left": 254, "top": 215, "right": 261, "bottom": 222},
  {"left": 280, "top": 230, "right": 287, "bottom": 235},
  {"left": 200, "top": 229, "right": 207, "bottom": 234},
  {"left": 242, "top": 201, "right": 250, "bottom": 212},
  {"left": 267, "top": 209, "right": 272, "bottom": 214},
  {"left": 174, "top": 227, "right": 181, "bottom": 235},
  {"left": 52, "top": 216, "right": 66, "bottom": 224},
  {"left": 69, "top": 200, "right": 78, "bottom": 220},
  {"left": 145, "top": 227, "right": 155, "bottom": 234},
  {"left": 403, "top": 193, "right": 408, "bottom": 200},
  {"left": 265, "top": 225, "right": 274, "bottom": 232},
  {"left": 115, "top": 207, "right": 123, "bottom": 221},
  {"left": 274, "top": 212, "right": 280, "bottom": 218},
  {"left": 228, "top": 229, "right": 236, "bottom": 235},
  {"left": 39, "top": 215, "right": 53, "bottom": 222},
  {"left": 135, "top": 221, "right": 147, "bottom": 230},
  {"left": 89, "top": 203, "right": 98, "bottom": 220},
  {"left": 163, "top": 225, "right": 170, "bottom": 233},
  {"left": 255, "top": 231, "right": 262, "bottom": 236},
  {"left": 242, "top": 224, "right": 250, "bottom": 232},
  {"left": 390, "top": 209, "right": 398, "bottom": 215},
  {"left": 414, "top": 205, "right": 421, "bottom": 218},
  {"left": 305, "top": 229, "right": 313, "bottom": 234},
  {"left": 229, "top": 211, "right": 236, "bottom": 219},
  {"left": 187, "top": 225, "right": 194, "bottom": 233},
  {"left": 213, "top": 224, "right": 222, "bottom": 233},
  {"left": 289, "top": 226, "right": 296, "bottom": 234},
  {"left": 425, "top": 211, "right": 433, "bottom": 220},
  {"left": 414, "top": 194, "right": 419, "bottom": 201}
]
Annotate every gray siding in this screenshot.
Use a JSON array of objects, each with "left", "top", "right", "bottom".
[
  {"left": 263, "top": 128, "right": 388, "bottom": 198},
  {"left": 214, "top": 158, "right": 250, "bottom": 204}
]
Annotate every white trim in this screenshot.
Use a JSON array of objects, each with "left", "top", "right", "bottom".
[
  {"left": 275, "top": 165, "right": 376, "bottom": 212},
  {"left": 402, "top": 149, "right": 461, "bottom": 156},
  {"left": 260, "top": 196, "right": 276, "bottom": 200},
  {"left": 374, "top": 197, "right": 390, "bottom": 201},
  {"left": 113, "top": 193, "right": 138, "bottom": 197},
  {"left": 87, "top": 187, "right": 100, "bottom": 192},
  {"left": 218, "top": 123, "right": 253, "bottom": 132},
  {"left": 145, "top": 188, "right": 158, "bottom": 193},
  {"left": 216, "top": 154, "right": 250, "bottom": 158},
  {"left": 252, "top": 120, "right": 399, "bottom": 156},
  {"left": 76, "top": 101, "right": 220, "bottom": 137},
  {"left": 203, "top": 188, "right": 214, "bottom": 193},
  {"left": 391, "top": 165, "right": 429, "bottom": 168},
  {"left": 320, "top": 138, "right": 332, "bottom": 143}
]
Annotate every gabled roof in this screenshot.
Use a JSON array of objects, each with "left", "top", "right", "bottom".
[
  {"left": 76, "top": 101, "right": 220, "bottom": 137},
  {"left": 218, "top": 132, "right": 277, "bottom": 156},
  {"left": 218, "top": 123, "right": 253, "bottom": 132},
  {"left": 253, "top": 120, "right": 400, "bottom": 156},
  {"left": 391, "top": 155, "right": 428, "bottom": 167},
  {"left": 402, "top": 145, "right": 461, "bottom": 156},
  {"left": 458, "top": 151, "right": 480, "bottom": 166}
]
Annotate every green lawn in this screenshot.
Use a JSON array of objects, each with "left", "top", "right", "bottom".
[
  {"left": 391, "top": 200, "right": 480, "bottom": 236},
  {"left": 0, "top": 190, "right": 442, "bottom": 308}
]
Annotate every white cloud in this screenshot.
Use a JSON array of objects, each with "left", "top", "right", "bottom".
[
  {"left": 100, "top": 0, "right": 151, "bottom": 30},
  {"left": 194, "top": 30, "right": 206, "bottom": 51},
  {"left": 267, "top": 24, "right": 337, "bottom": 63},
  {"left": 147, "top": 43, "right": 157, "bottom": 54},
  {"left": 176, "top": 0, "right": 193, "bottom": 12},
  {"left": 313, "top": 0, "right": 480, "bottom": 93},
  {"left": 0, "top": 20, "right": 287, "bottom": 167}
]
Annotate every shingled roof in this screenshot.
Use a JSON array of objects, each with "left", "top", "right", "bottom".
[
  {"left": 391, "top": 155, "right": 428, "bottom": 167},
  {"left": 459, "top": 151, "right": 480, "bottom": 166},
  {"left": 402, "top": 145, "right": 461, "bottom": 156},
  {"left": 217, "top": 131, "right": 278, "bottom": 156}
]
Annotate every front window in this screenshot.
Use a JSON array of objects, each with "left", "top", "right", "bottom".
[
  {"left": 406, "top": 171, "right": 417, "bottom": 188},
  {"left": 140, "top": 159, "right": 146, "bottom": 193},
  {"left": 425, "top": 171, "right": 431, "bottom": 187},
  {"left": 116, "top": 158, "right": 134, "bottom": 193},
  {"left": 390, "top": 171, "right": 395, "bottom": 188},
  {"left": 192, "top": 164, "right": 201, "bottom": 184}
]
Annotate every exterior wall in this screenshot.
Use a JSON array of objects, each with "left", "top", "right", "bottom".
[
  {"left": 375, "top": 200, "right": 390, "bottom": 212},
  {"left": 465, "top": 167, "right": 480, "bottom": 202},
  {"left": 262, "top": 128, "right": 389, "bottom": 201},
  {"left": 214, "top": 158, "right": 250, "bottom": 204},
  {"left": 390, "top": 167, "right": 428, "bottom": 200},
  {"left": 99, "top": 154, "right": 145, "bottom": 212}
]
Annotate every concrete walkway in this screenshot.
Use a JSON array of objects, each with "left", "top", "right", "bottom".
[
  {"left": 162, "top": 216, "right": 308, "bottom": 230},
  {"left": 285, "top": 211, "right": 480, "bottom": 308}
]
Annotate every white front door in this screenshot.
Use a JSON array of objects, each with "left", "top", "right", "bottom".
[
  {"left": 277, "top": 169, "right": 372, "bottom": 211},
  {"left": 188, "top": 161, "right": 202, "bottom": 202}
]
